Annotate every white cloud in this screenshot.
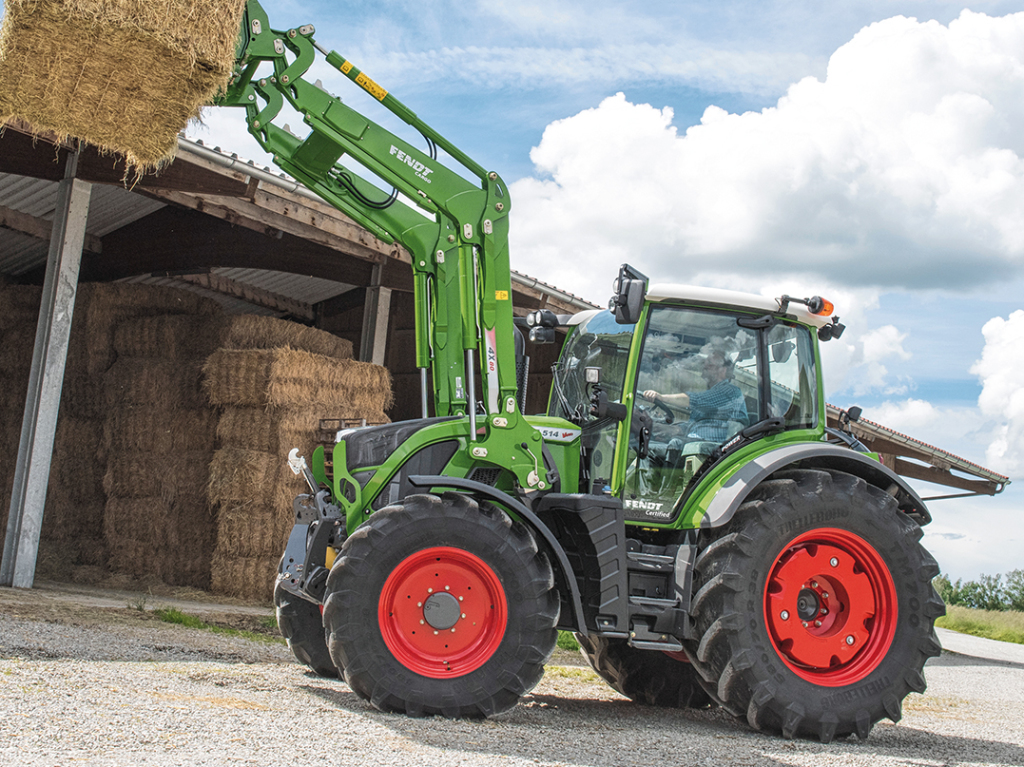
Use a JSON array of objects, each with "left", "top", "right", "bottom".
[
  {"left": 510, "top": 11, "right": 1024, "bottom": 302},
  {"left": 972, "top": 310, "right": 1024, "bottom": 476}
]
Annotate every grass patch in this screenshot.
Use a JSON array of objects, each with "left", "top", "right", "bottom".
[
  {"left": 937, "top": 604, "right": 1024, "bottom": 645},
  {"left": 557, "top": 631, "right": 580, "bottom": 652},
  {"left": 544, "top": 665, "right": 600, "bottom": 682},
  {"left": 153, "top": 608, "right": 283, "bottom": 645}
]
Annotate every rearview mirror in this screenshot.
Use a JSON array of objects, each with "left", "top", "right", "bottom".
[{"left": 608, "top": 264, "right": 648, "bottom": 325}]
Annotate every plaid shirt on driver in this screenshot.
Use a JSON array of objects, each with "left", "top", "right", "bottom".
[{"left": 686, "top": 381, "right": 748, "bottom": 442}]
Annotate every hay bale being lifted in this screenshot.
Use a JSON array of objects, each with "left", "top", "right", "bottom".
[{"left": 0, "top": 0, "right": 248, "bottom": 171}]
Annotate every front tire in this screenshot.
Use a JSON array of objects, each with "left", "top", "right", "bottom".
[
  {"left": 686, "top": 469, "right": 944, "bottom": 742},
  {"left": 577, "top": 634, "right": 711, "bottom": 708},
  {"left": 323, "top": 492, "right": 559, "bottom": 717},
  {"left": 274, "top": 578, "right": 339, "bottom": 679}
]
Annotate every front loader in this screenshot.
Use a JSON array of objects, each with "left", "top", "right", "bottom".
[{"left": 222, "top": 2, "right": 944, "bottom": 740}]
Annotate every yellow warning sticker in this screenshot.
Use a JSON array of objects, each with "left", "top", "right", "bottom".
[
  {"left": 355, "top": 72, "right": 388, "bottom": 101},
  {"left": 496, "top": 290, "right": 509, "bottom": 301},
  {"left": 340, "top": 61, "right": 353, "bottom": 75}
]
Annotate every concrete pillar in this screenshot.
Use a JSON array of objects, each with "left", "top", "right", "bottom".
[{"left": 359, "top": 263, "right": 392, "bottom": 367}]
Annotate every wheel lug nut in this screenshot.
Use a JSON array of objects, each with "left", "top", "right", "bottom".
[
  {"left": 802, "top": 622, "right": 809, "bottom": 628},
  {"left": 815, "top": 620, "right": 822, "bottom": 627},
  {"left": 820, "top": 609, "right": 828, "bottom": 616},
  {"left": 822, "top": 592, "right": 829, "bottom": 599},
  {"left": 830, "top": 557, "right": 839, "bottom": 567},
  {"left": 811, "top": 581, "right": 818, "bottom": 589},
  {"left": 780, "top": 610, "right": 790, "bottom": 621},
  {"left": 846, "top": 635, "right": 855, "bottom": 645}
]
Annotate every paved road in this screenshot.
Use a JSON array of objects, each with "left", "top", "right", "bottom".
[{"left": 936, "top": 626, "right": 1024, "bottom": 665}]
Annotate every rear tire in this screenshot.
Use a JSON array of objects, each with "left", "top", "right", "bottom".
[
  {"left": 577, "top": 634, "right": 712, "bottom": 708},
  {"left": 686, "top": 469, "right": 944, "bottom": 742},
  {"left": 323, "top": 492, "right": 559, "bottom": 717},
  {"left": 274, "top": 578, "right": 339, "bottom": 679}
]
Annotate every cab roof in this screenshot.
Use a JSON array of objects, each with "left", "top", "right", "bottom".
[{"left": 646, "top": 283, "right": 835, "bottom": 328}]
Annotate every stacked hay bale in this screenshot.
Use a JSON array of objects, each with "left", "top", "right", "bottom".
[
  {"left": 0, "top": 0, "right": 248, "bottom": 172},
  {"left": 101, "top": 314, "right": 223, "bottom": 588},
  {"left": 0, "top": 282, "right": 222, "bottom": 577},
  {"left": 204, "top": 337, "right": 391, "bottom": 602},
  {"left": 0, "top": 284, "right": 41, "bottom": 546},
  {"left": 60, "top": 283, "right": 222, "bottom": 579}
]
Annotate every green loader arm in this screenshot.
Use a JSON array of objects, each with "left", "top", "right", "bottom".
[{"left": 216, "top": 1, "right": 553, "bottom": 491}]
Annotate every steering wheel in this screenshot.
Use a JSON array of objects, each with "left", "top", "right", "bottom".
[{"left": 639, "top": 396, "right": 674, "bottom": 425}]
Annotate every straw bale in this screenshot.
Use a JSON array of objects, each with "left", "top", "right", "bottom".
[
  {"left": 209, "top": 554, "right": 278, "bottom": 603},
  {"left": 218, "top": 315, "right": 354, "bottom": 359},
  {"left": 103, "top": 495, "right": 215, "bottom": 587},
  {"left": 47, "top": 416, "right": 106, "bottom": 506},
  {"left": 0, "top": 327, "right": 35, "bottom": 377},
  {"left": 207, "top": 447, "right": 300, "bottom": 508},
  {"left": 104, "top": 406, "right": 217, "bottom": 454},
  {"left": 214, "top": 406, "right": 386, "bottom": 456},
  {"left": 203, "top": 348, "right": 393, "bottom": 411},
  {"left": 59, "top": 372, "right": 108, "bottom": 420},
  {"left": 71, "top": 283, "right": 222, "bottom": 375},
  {"left": 212, "top": 502, "right": 293, "bottom": 559},
  {"left": 0, "top": 0, "right": 248, "bottom": 171},
  {"left": 104, "top": 357, "right": 205, "bottom": 409},
  {"left": 41, "top": 495, "right": 105, "bottom": 540},
  {"left": 102, "top": 450, "right": 211, "bottom": 502},
  {"left": 33, "top": 534, "right": 107, "bottom": 577},
  {"left": 113, "top": 314, "right": 224, "bottom": 360},
  {"left": 0, "top": 284, "right": 41, "bottom": 333}
]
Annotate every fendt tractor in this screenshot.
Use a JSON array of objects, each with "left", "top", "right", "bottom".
[{"left": 221, "top": 2, "right": 944, "bottom": 741}]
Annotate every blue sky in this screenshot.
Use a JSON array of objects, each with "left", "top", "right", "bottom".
[{"left": 4, "top": 1, "right": 1022, "bottom": 580}]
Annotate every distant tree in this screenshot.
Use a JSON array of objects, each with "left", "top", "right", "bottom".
[
  {"left": 956, "top": 573, "right": 1007, "bottom": 611},
  {"left": 1005, "top": 570, "right": 1024, "bottom": 612},
  {"left": 933, "top": 574, "right": 956, "bottom": 605},
  {"left": 934, "top": 572, "right": 1016, "bottom": 611}
]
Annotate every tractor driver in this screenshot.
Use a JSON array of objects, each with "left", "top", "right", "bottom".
[{"left": 640, "top": 349, "right": 748, "bottom": 443}]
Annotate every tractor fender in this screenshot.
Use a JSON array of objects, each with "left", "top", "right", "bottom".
[{"left": 697, "top": 442, "right": 931, "bottom": 530}]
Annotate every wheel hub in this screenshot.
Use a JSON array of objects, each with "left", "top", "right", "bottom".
[
  {"left": 764, "top": 528, "right": 898, "bottom": 686},
  {"left": 423, "top": 592, "right": 461, "bottom": 630},
  {"left": 795, "top": 588, "right": 820, "bottom": 621}
]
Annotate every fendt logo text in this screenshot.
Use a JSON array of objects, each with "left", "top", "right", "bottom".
[{"left": 390, "top": 146, "right": 434, "bottom": 183}]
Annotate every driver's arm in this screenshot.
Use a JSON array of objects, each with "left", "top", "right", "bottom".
[{"left": 641, "top": 390, "right": 691, "bottom": 409}]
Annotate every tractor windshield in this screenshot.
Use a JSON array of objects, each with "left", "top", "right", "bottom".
[
  {"left": 548, "top": 311, "right": 636, "bottom": 425},
  {"left": 623, "top": 304, "right": 818, "bottom": 518}
]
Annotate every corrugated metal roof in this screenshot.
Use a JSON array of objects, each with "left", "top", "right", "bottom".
[
  {"left": 119, "top": 269, "right": 356, "bottom": 317},
  {"left": 212, "top": 268, "right": 352, "bottom": 305},
  {"left": 0, "top": 172, "right": 163, "bottom": 276}
]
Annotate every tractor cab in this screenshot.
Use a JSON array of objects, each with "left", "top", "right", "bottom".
[{"left": 549, "top": 283, "right": 830, "bottom": 524}]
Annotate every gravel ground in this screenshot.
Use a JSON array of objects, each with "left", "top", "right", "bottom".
[{"left": 2, "top": 583, "right": 1024, "bottom": 767}]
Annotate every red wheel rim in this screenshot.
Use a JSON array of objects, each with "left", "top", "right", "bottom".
[
  {"left": 764, "top": 528, "right": 897, "bottom": 686},
  {"left": 379, "top": 546, "right": 507, "bottom": 678}
]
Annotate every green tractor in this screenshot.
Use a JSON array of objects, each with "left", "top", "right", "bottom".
[{"left": 223, "top": 3, "right": 944, "bottom": 741}]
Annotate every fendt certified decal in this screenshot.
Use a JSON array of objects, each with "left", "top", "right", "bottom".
[{"left": 624, "top": 498, "right": 673, "bottom": 519}]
